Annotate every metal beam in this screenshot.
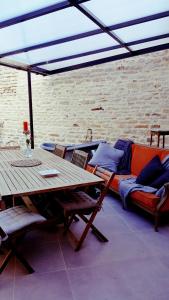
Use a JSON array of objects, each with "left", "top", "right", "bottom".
[
  {"left": 0, "top": 60, "right": 49, "bottom": 75},
  {"left": 32, "top": 66, "right": 50, "bottom": 75},
  {"left": 31, "top": 45, "right": 121, "bottom": 67},
  {"left": 31, "top": 32, "right": 169, "bottom": 68},
  {"left": 108, "top": 10, "right": 169, "bottom": 31},
  {"left": 127, "top": 33, "right": 169, "bottom": 47},
  {"left": 0, "top": 0, "right": 89, "bottom": 30},
  {"left": 48, "top": 43, "right": 169, "bottom": 75},
  {"left": 0, "top": 9, "right": 168, "bottom": 59},
  {"left": 27, "top": 71, "right": 34, "bottom": 149},
  {"left": 0, "top": 29, "right": 102, "bottom": 58},
  {"left": 68, "top": 0, "right": 131, "bottom": 53}
]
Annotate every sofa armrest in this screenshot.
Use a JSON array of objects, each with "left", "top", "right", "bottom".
[{"left": 157, "top": 183, "right": 169, "bottom": 211}]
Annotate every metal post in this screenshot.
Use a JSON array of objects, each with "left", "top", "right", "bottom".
[{"left": 27, "top": 71, "right": 34, "bottom": 149}]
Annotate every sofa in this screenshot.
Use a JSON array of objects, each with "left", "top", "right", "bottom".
[{"left": 87, "top": 143, "right": 169, "bottom": 231}]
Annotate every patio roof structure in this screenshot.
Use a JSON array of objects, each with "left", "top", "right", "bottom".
[
  {"left": 0, "top": 0, "right": 169, "bottom": 76},
  {"left": 0, "top": 0, "right": 169, "bottom": 147}
]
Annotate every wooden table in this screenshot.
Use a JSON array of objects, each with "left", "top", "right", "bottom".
[
  {"left": 0, "top": 149, "right": 102, "bottom": 199},
  {"left": 150, "top": 130, "right": 169, "bottom": 148}
]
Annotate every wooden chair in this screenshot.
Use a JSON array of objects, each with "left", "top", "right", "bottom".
[
  {"left": 0, "top": 203, "right": 46, "bottom": 274},
  {"left": 56, "top": 167, "right": 114, "bottom": 251},
  {"left": 0, "top": 140, "right": 20, "bottom": 150},
  {"left": 0, "top": 145, "right": 20, "bottom": 150},
  {"left": 54, "top": 144, "right": 66, "bottom": 158},
  {"left": 71, "top": 150, "right": 89, "bottom": 169}
]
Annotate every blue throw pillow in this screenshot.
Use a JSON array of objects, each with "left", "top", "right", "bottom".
[
  {"left": 88, "top": 142, "right": 124, "bottom": 172},
  {"left": 162, "top": 154, "right": 169, "bottom": 170},
  {"left": 136, "top": 155, "right": 164, "bottom": 185},
  {"left": 151, "top": 170, "right": 169, "bottom": 189}
]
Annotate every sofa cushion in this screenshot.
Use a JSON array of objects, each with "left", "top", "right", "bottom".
[
  {"left": 110, "top": 174, "right": 135, "bottom": 192},
  {"left": 150, "top": 170, "right": 169, "bottom": 189},
  {"left": 130, "top": 191, "right": 160, "bottom": 212},
  {"left": 162, "top": 155, "right": 169, "bottom": 170},
  {"left": 88, "top": 143, "right": 124, "bottom": 172},
  {"left": 131, "top": 144, "right": 163, "bottom": 176},
  {"left": 136, "top": 155, "right": 164, "bottom": 185}
]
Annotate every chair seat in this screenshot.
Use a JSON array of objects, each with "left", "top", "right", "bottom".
[
  {"left": 0, "top": 205, "right": 46, "bottom": 235},
  {"left": 57, "top": 191, "right": 98, "bottom": 214}
]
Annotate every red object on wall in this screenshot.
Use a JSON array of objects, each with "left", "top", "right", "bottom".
[{"left": 23, "top": 121, "right": 29, "bottom": 132}]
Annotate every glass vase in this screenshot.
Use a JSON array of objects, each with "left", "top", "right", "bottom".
[{"left": 25, "top": 143, "right": 32, "bottom": 158}]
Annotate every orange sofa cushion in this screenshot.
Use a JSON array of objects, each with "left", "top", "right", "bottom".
[
  {"left": 130, "top": 190, "right": 160, "bottom": 212},
  {"left": 110, "top": 174, "right": 135, "bottom": 192},
  {"left": 110, "top": 174, "right": 160, "bottom": 212}
]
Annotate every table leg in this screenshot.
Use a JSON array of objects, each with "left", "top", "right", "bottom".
[
  {"left": 21, "top": 196, "right": 39, "bottom": 213},
  {"left": 157, "top": 134, "right": 160, "bottom": 147},
  {"left": 150, "top": 133, "right": 153, "bottom": 146},
  {"left": 163, "top": 135, "right": 165, "bottom": 148}
]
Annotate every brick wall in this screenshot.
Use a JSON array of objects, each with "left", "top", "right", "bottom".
[{"left": 0, "top": 49, "right": 169, "bottom": 148}]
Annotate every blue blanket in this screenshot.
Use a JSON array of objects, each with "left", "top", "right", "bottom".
[
  {"left": 114, "top": 139, "right": 134, "bottom": 174},
  {"left": 119, "top": 177, "right": 158, "bottom": 209}
]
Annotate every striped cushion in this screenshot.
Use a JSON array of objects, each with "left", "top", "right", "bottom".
[{"left": 0, "top": 205, "right": 46, "bottom": 235}]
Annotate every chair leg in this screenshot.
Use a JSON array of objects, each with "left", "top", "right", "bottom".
[
  {"left": 154, "top": 213, "right": 159, "bottom": 232},
  {"left": 73, "top": 215, "right": 79, "bottom": 222},
  {"left": 0, "top": 250, "right": 13, "bottom": 274},
  {"left": 80, "top": 214, "right": 108, "bottom": 242},
  {"left": 8, "top": 241, "right": 34, "bottom": 274},
  {"left": 64, "top": 215, "right": 74, "bottom": 234},
  {"left": 75, "top": 210, "right": 98, "bottom": 251}
]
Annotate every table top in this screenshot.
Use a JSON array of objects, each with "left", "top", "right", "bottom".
[
  {"left": 150, "top": 130, "right": 169, "bottom": 135},
  {"left": 0, "top": 149, "right": 102, "bottom": 198}
]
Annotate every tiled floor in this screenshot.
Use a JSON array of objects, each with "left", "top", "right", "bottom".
[{"left": 1, "top": 193, "right": 169, "bottom": 300}]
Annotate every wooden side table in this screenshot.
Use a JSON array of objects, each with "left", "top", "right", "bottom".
[{"left": 150, "top": 130, "right": 169, "bottom": 148}]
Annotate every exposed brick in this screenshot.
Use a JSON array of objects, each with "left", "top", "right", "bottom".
[
  {"left": 0, "top": 50, "right": 169, "bottom": 147},
  {"left": 91, "top": 107, "right": 104, "bottom": 111}
]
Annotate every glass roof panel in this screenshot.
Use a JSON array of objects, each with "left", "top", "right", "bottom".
[
  {"left": 0, "top": 7, "right": 98, "bottom": 54},
  {"left": 7, "top": 33, "right": 118, "bottom": 65},
  {"left": 130, "top": 37, "right": 169, "bottom": 51},
  {"left": 40, "top": 48, "right": 128, "bottom": 71},
  {"left": 0, "top": 0, "right": 64, "bottom": 22},
  {"left": 82, "top": 0, "right": 169, "bottom": 26},
  {"left": 114, "top": 17, "right": 169, "bottom": 43},
  {"left": 0, "top": 1, "right": 169, "bottom": 74}
]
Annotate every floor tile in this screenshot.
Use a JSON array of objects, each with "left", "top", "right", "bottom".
[
  {"left": 118, "top": 257, "right": 169, "bottom": 300},
  {"left": 93, "top": 212, "right": 132, "bottom": 235},
  {"left": 138, "top": 230, "right": 169, "bottom": 257},
  {"left": 61, "top": 230, "right": 152, "bottom": 269},
  {"left": 68, "top": 262, "right": 134, "bottom": 300},
  {"left": 17, "top": 240, "right": 65, "bottom": 274},
  {"left": 1, "top": 193, "right": 169, "bottom": 300},
  {"left": 14, "top": 270, "right": 74, "bottom": 300},
  {"left": 0, "top": 279, "right": 13, "bottom": 300},
  {"left": 117, "top": 207, "right": 154, "bottom": 232}
]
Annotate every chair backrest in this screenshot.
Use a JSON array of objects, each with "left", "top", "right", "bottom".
[
  {"left": 0, "top": 145, "right": 20, "bottom": 150},
  {"left": 71, "top": 150, "right": 89, "bottom": 169},
  {"left": 0, "top": 140, "right": 20, "bottom": 150},
  {"left": 54, "top": 144, "right": 66, "bottom": 158},
  {"left": 93, "top": 166, "right": 115, "bottom": 206}
]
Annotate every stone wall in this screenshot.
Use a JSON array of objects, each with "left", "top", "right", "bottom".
[{"left": 0, "top": 49, "right": 169, "bottom": 148}]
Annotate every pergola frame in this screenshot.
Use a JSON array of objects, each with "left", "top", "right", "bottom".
[
  {"left": 0, "top": 0, "right": 169, "bottom": 147},
  {"left": 0, "top": 2, "right": 168, "bottom": 75}
]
